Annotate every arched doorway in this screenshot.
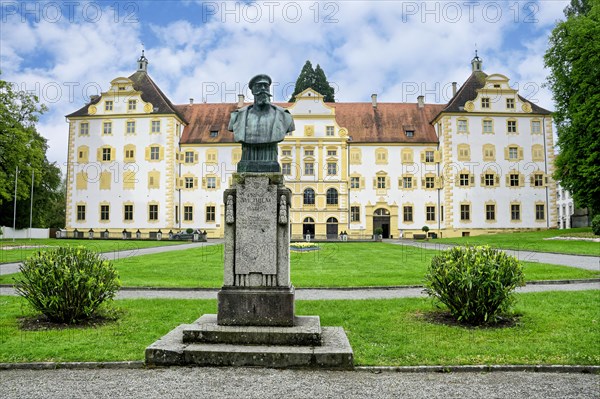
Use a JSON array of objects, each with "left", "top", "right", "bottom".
[
  {"left": 326, "top": 217, "right": 338, "bottom": 240},
  {"left": 373, "top": 208, "right": 391, "bottom": 238},
  {"left": 303, "top": 217, "right": 315, "bottom": 239}
]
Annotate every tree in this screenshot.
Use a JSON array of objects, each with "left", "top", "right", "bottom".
[
  {"left": 544, "top": 1, "right": 600, "bottom": 215},
  {"left": 289, "top": 61, "right": 335, "bottom": 102},
  {"left": 0, "top": 77, "right": 64, "bottom": 228}
]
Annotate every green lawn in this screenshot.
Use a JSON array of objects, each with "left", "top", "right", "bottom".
[
  {"left": 2, "top": 243, "right": 597, "bottom": 287},
  {"left": 1, "top": 291, "right": 598, "bottom": 365},
  {"left": 0, "top": 239, "right": 187, "bottom": 264},
  {"left": 437, "top": 228, "right": 599, "bottom": 256}
]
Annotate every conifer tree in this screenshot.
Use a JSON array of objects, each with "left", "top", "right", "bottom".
[{"left": 289, "top": 61, "right": 335, "bottom": 102}]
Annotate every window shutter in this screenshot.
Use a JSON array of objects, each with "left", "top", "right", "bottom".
[
  {"left": 159, "top": 147, "right": 164, "bottom": 161},
  {"left": 360, "top": 177, "right": 365, "bottom": 188},
  {"left": 110, "top": 147, "right": 116, "bottom": 161},
  {"left": 455, "top": 175, "right": 460, "bottom": 187},
  {"left": 194, "top": 153, "right": 199, "bottom": 162},
  {"left": 495, "top": 175, "right": 500, "bottom": 185},
  {"left": 480, "top": 175, "right": 485, "bottom": 185},
  {"left": 193, "top": 177, "right": 199, "bottom": 188},
  {"left": 504, "top": 147, "right": 509, "bottom": 160},
  {"left": 435, "top": 177, "right": 442, "bottom": 188},
  {"left": 519, "top": 174, "right": 525, "bottom": 187},
  {"left": 145, "top": 147, "right": 150, "bottom": 161},
  {"left": 529, "top": 175, "right": 534, "bottom": 185},
  {"left": 421, "top": 177, "right": 425, "bottom": 187},
  {"left": 505, "top": 175, "right": 510, "bottom": 186},
  {"left": 518, "top": 147, "right": 524, "bottom": 160},
  {"left": 469, "top": 175, "right": 474, "bottom": 185},
  {"left": 97, "top": 148, "right": 102, "bottom": 161},
  {"left": 544, "top": 175, "right": 549, "bottom": 186},
  {"left": 386, "top": 176, "right": 391, "bottom": 188},
  {"left": 202, "top": 177, "right": 207, "bottom": 188},
  {"left": 434, "top": 151, "right": 441, "bottom": 162},
  {"left": 420, "top": 152, "right": 425, "bottom": 162}
]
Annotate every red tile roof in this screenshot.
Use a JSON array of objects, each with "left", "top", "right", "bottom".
[{"left": 177, "top": 102, "right": 444, "bottom": 145}]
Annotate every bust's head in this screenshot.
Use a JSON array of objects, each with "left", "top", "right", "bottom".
[{"left": 249, "top": 74, "right": 272, "bottom": 106}]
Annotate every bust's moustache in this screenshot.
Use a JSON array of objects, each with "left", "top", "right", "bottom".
[{"left": 255, "top": 91, "right": 272, "bottom": 98}]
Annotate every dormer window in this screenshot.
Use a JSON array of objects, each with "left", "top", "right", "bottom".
[
  {"left": 105, "top": 101, "right": 113, "bottom": 111},
  {"left": 405, "top": 130, "right": 414, "bottom": 138},
  {"left": 209, "top": 130, "right": 218, "bottom": 138},
  {"left": 494, "top": 84, "right": 501, "bottom": 88},
  {"left": 119, "top": 86, "right": 126, "bottom": 91},
  {"left": 481, "top": 98, "right": 490, "bottom": 108},
  {"left": 506, "top": 98, "right": 515, "bottom": 109},
  {"left": 128, "top": 100, "right": 137, "bottom": 111}
]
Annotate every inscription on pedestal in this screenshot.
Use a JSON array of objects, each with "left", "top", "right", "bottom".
[{"left": 235, "top": 177, "right": 277, "bottom": 276}]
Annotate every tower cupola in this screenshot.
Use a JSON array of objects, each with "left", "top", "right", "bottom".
[
  {"left": 471, "top": 50, "right": 483, "bottom": 72},
  {"left": 137, "top": 50, "right": 148, "bottom": 72}
]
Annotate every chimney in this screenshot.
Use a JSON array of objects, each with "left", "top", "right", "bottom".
[
  {"left": 452, "top": 82, "right": 457, "bottom": 97},
  {"left": 189, "top": 98, "right": 193, "bottom": 105},
  {"left": 371, "top": 93, "right": 377, "bottom": 108},
  {"left": 238, "top": 94, "right": 245, "bottom": 108},
  {"left": 417, "top": 95, "right": 424, "bottom": 108}
]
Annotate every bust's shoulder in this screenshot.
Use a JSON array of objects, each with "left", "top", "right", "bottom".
[{"left": 271, "top": 104, "right": 291, "bottom": 114}]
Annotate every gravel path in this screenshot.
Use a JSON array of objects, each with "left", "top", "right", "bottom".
[
  {"left": 389, "top": 240, "right": 600, "bottom": 271},
  {"left": 1, "top": 368, "right": 598, "bottom": 399}
]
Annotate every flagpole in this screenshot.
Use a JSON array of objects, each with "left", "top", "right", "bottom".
[
  {"left": 29, "top": 169, "right": 34, "bottom": 240},
  {"left": 12, "top": 166, "right": 18, "bottom": 242}
]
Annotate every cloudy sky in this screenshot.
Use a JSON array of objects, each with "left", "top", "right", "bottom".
[{"left": 1, "top": 0, "right": 569, "bottom": 169}]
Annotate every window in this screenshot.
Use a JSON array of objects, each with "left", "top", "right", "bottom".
[
  {"left": 149, "top": 204, "right": 158, "bottom": 221},
  {"left": 103, "top": 122, "right": 112, "bottom": 135},
  {"left": 403, "top": 206, "right": 413, "bottom": 222},
  {"left": 460, "top": 204, "right": 470, "bottom": 221},
  {"left": 151, "top": 120, "right": 161, "bottom": 133},
  {"left": 484, "top": 174, "right": 495, "bottom": 187},
  {"left": 508, "top": 146, "right": 518, "bottom": 160},
  {"left": 351, "top": 206, "right": 360, "bottom": 222},
  {"left": 304, "top": 162, "right": 314, "bottom": 175},
  {"left": 509, "top": 173, "right": 520, "bottom": 187},
  {"left": 148, "top": 171, "right": 160, "bottom": 189},
  {"left": 150, "top": 146, "right": 160, "bottom": 160},
  {"left": 100, "top": 205, "right": 110, "bottom": 221},
  {"left": 282, "top": 149, "right": 292, "bottom": 156},
  {"left": 126, "top": 121, "right": 136, "bottom": 134},
  {"left": 125, "top": 148, "right": 135, "bottom": 161},
  {"left": 481, "top": 98, "right": 490, "bottom": 108},
  {"left": 124, "top": 204, "right": 133, "bottom": 221},
  {"left": 304, "top": 149, "right": 314, "bottom": 156},
  {"left": 206, "top": 206, "right": 216, "bottom": 222},
  {"left": 426, "top": 206, "right": 435, "bottom": 221},
  {"left": 533, "top": 173, "right": 544, "bottom": 187},
  {"left": 402, "top": 176, "right": 413, "bottom": 189},
  {"left": 185, "top": 151, "right": 194, "bottom": 164},
  {"left": 282, "top": 163, "right": 291, "bottom": 175},
  {"left": 506, "top": 98, "right": 515, "bottom": 109},
  {"left": 457, "top": 144, "right": 470, "bottom": 161},
  {"left": 326, "top": 188, "right": 338, "bottom": 205},
  {"left": 459, "top": 173, "right": 470, "bottom": 187},
  {"left": 486, "top": 204, "right": 496, "bottom": 221},
  {"left": 350, "top": 176, "right": 360, "bottom": 189},
  {"left": 535, "top": 204, "right": 545, "bottom": 221},
  {"left": 350, "top": 148, "right": 362, "bottom": 164},
  {"left": 209, "top": 130, "right": 218, "bottom": 138},
  {"left": 405, "top": 130, "right": 414, "bottom": 138},
  {"left": 377, "top": 176, "right": 386, "bottom": 189},
  {"left": 375, "top": 148, "right": 387, "bottom": 164},
  {"left": 424, "top": 150, "right": 434, "bottom": 163},
  {"left": 483, "top": 144, "right": 495, "bottom": 161},
  {"left": 184, "top": 206, "right": 193, "bottom": 221},
  {"left": 79, "top": 122, "right": 89, "bottom": 135},
  {"left": 507, "top": 120, "right": 517, "bottom": 133},
  {"left": 326, "top": 126, "right": 335, "bottom": 136},
  {"left": 303, "top": 188, "right": 315, "bottom": 205},
  {"left": 327, "top": 162, "right": 337, "bottom": 175},
  {"left": 327, "top": 149, "right": 337, "bottom": 156},
  {"left": 128, "top": 99, "right": 137, "bottom": 111},
  {"left": 105, "top": 101, "right": 113, "bottom": 111},
  {"left": 458, "top": 119, "right": 468, "bottom": 133},
  {"left": 206, "top": 177, "right": 216, "bottom": 189},
  {"left": 77, "top": 205, "right": 86, "bottom": 221},
  {"left": 184, "top": 177, "right": 194, "bottom": 189},
  {"left": 425, "top": 176, "right": 435, "bottom": 189},
  {"left": 532, "top": 145, "right": 544, "bottom": 161},
  {"left": 102, "top": 147, "right": 111, "bottom": 161},
  {"left": 511, "top": 204, "right": 520, "bottom": 221},
  {"left": 483, "top": 119, "right": 493, "bottom": 134},
  {"left": 531, "top": 120, "right": 541, "bottom": 134}
]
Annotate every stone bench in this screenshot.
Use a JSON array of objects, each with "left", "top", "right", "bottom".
[{"left": 413, "top": 234, "right": 427, "bottom": 240}]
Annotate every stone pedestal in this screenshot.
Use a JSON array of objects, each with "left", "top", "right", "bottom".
[{"left": 145, "top": 173, "right": 353, "bottom": 369}]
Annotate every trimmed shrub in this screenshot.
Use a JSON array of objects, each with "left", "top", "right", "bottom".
[
  {"left": 422, "top": 226, "right": 430, "bottom": 233},
  {"left": 186, "top": 228, "right": 194, "bottom": 234},
  {"left": 15, "top": 246, "right": 120, "bottom": 324},
  {"left": 592, "top": 215, "right": 600, "bottom": 236},
  {"left": 424, "top": 246, "right": 525, "bottom": 325}
]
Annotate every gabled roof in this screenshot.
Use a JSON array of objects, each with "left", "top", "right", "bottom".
[
  {"left": 437, "top": 70, "right": 551, "bottom": 118},
  {"left": 177, "top": 102, "right": 444, "bottom": 145},
  {"left": 66, "top": 71, "right": 187, "bottom": 122}
]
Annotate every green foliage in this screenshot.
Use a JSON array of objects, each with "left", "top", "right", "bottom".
[
  {"left": 289, "top": 60, "right": 335, "bottom": 102},
  {"left": 14, "top": 246, "right": 120, "bottom": 323},
  {"left": 424, "top": 246, "right": 525, "bottom": 325},
  {"left": 185, "top": 228, "right": 194, "bottom": 234},
  {"left": 422, "top": 226, "right": 430, "bottom": 233},
  {"left": 545, "top": 3, "right": 600, "bottom": 215},
  {"left": 374, "top": 227, "right": 383, "bottom": 235},
  {"left": 591, "top": 215, "right": 600, "bottom": 235},
  {"left": 0, "top": 77, "right": 64, "bottom": 227}
]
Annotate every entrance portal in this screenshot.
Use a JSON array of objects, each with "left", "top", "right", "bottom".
[
  {"left": 326, "top": 217, "right": 338, "bottom": 240},
  {"left": 303, "top": 217, "right": 315, "bottom": 239},
  {"left": 373, "top": 208, "right": 391, "bottom": 239}
]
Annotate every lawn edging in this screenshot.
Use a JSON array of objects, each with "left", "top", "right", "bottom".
[{"left": 0, "top": 362, "right": 598, "bottom": 374}]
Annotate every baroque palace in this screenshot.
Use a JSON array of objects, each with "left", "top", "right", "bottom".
[{"left": 65, "top": 53, "right": 557, "bottom": 239}]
